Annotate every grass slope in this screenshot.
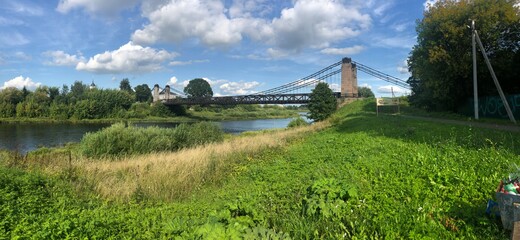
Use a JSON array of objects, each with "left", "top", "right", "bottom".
[{"left": 1, "top": 99, "right": 519, "bottom": 239}]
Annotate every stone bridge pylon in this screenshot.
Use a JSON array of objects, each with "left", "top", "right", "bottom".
[{"left": 340, "top": 57, "right": 358, "bottom": 98}]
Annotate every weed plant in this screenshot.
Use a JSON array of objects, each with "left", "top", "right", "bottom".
[{"left": 287, "top": 117, "right": 309, "bottom": 128}]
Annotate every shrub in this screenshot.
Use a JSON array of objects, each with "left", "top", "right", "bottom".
[
  {"left": 80, "top": 122, "right": 224, "bottom": 158},
  {"left": 150, "top": 103, "right": 172, "bottom": 117},
  {"left": 287, "top": 117, "right": 309, "bottom": 128}
]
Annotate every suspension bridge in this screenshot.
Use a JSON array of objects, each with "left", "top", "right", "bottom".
[{"left": 152, "top": 57, "right": 410, "bottom": 106}]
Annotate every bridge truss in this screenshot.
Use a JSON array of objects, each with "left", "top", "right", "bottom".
[{"left": 160, "top": 58, "right": 410, "bottom": 106}]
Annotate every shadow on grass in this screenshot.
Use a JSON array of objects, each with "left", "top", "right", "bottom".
[{"left": 333, "top": 103, "right": 520, "bottom": 155}]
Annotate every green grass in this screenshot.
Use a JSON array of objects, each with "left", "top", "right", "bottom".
[{"left": 1, "top": 99, "right": 518, "bottom": 239}]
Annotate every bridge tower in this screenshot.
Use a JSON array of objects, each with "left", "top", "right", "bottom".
[
  {"left": 340, "top": 57, "right": 358, "bottom": 97},
  {"left": 153, "top": 84, "right": 160, "bottom": 102}
]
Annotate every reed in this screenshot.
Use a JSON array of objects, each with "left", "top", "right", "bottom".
[
  {"left": 76, "top": 121, "right": 328, "bottom": 201},
  {"left": 9, "top": 120, "right": 329, "bottom": 202}
]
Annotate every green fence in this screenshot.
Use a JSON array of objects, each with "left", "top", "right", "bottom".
[{"left": 465, "top": 94, "right": 520, "bottom": 119}]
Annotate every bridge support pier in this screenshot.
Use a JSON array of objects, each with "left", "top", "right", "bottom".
[
  {"left": 153, "top": 84, "right": 160, "bottom": 102},
  {"left": 341, "top": 57, "right": 358, "bottom": 98}
]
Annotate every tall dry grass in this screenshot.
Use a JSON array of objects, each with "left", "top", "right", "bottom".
[{"left": 56, "top": 121, "right": 330, "bottom": 202}]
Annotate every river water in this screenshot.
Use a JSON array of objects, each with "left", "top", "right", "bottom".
[{"left": 0, "top": 117, "right": 305, "bottom": 153}]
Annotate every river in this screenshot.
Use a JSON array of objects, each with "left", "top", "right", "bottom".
[{"left": 0, "top": 116, "right": 306, "bottom": 153}]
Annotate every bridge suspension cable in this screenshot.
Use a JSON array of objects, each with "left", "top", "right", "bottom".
[
  {"left": 256, "top": 60, "right": 342, "bottom": 95},
  {"left": 255, "top": 58, "right": 410, "bottom": 95},
  {"left": 170, "top": 88, "right": 186, "bottom": 96},
  {"left": 352, "top": 61, "right": 410, "bottom": 89}
]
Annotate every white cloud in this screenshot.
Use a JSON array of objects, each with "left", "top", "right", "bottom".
[
  {"left": 14, "top": 52, "right": 31, "bottom": 61},
  {"left": 0, "top": 32, "right": 29, "bottom": 46},
  {"left": 168, "top": 76, "right": 178, "bottom": 86},
  {"left": 424, "top": 0, "right": 462, "bottom": 10},
  {"left": 265, "top": 0, "right": 371, "bottom": 56},
  {"left": 1, "top": 76, "right": 41, "bottom": 90},
  {"left": 76, "top": 41, "right": 177, "bottom": 74},
  {"left": 0, "top": 16, "right": 24, "bottom": 26},
  {"left": 373, "top": 2, "right": 393, "bottom": 16},
  {"left": 57, "top": 0, "right": 140, "bottom": 14},
  {"left": 43, "top": 50, "right": 84, "bottom": 66},
  {"left": 132, "top": 0, "right": 244, "bottom": 47},
  {"left": 169, "top": 59, "right": 209, "bottom": 66},
  {"left": 219, "top": 81, "right": 260, "bottom": 95},
  {"left": 377, "top": 85, "right": 406, "bottom": 94},
  {"left": 329, "top": 83, "right": 340, "bottom": 92},
  {"left": 397, "top": 60, "right": 409, "bottom": 74},
  {"left": 373, "top": 35, "right": 416, "bottom": 49},
  {"left": 359, "top": 83, "right": 372, "bottom": 89},
  {"left": 8, "top": 2, "right": 44, "bottom": 16},
  {"left": 391, "top": 22, "right": 412, "bottom": 32},
  {"left": 320, "top": 45, "right": 365, "bottom": 55},
  {"left": 423, "top": 0, "right": 438, "bottom": 10},
  {"left": 132, "top": 0, "right": 371, "bottom": 53}
]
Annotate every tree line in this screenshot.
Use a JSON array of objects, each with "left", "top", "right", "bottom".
[
  {"left": 0, "top": 79, "right": 172, "bottom": 119},
  {"left": 408, "top": 0, "right": 519, "bottom": 112}
]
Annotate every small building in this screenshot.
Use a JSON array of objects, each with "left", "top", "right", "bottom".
[{"left": 89, "top": 81, "right": 97, "bottom": 90}]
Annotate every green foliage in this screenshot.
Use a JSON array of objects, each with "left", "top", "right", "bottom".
[
  {"left": 409, "top": 0, "right": 520, "bottom": 111},
  {"left": 49, "top": 102, "right": 70, "bottom": 120},
  {"left": 308, "top": 82, "right": 337, "bottom": 121},
  {"left": 134, "top": 84, "right": 152, "bottom": 102},
  {"left": 79, "top": 122, "right": 224, "bottom": 158},
  {"left": 302, "top": 178, "right": 357, "bottom": 219},
  {"left": 150, "top": 103, "right": 173, "bottom": 117},
  {"left": 125, "top": 102, "right": 151, "bottom": 118},
  {"left": 0, "top": 87, "right": 24, "bottom": 105},
  {"left": 119, "top": 78, "right": 134, "bottom": 94},
  {"left": 358, "top": 86, "right": 375, "bottom": 98},
  {"left": 287, "top": 117, "right": 309, "bottom": 128},
  {"left": 0, "top": 102, "right": 15, "bottom": 117},
  {"left": 3, "top": 99, "right": 519, "bottom": 239},
  {"left": 184, "top": 78, "right": 213, "bottom": 98},
  {"left": 70, "top": 81, "right": 87, "bottom": 100}
]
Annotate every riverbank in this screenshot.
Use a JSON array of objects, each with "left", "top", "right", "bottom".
[
  {"left": 1, "top": 99, "right": 518, "bottom": 238},
  {"left": 0, "top": 106, "right": 301, "bottom": 124}
]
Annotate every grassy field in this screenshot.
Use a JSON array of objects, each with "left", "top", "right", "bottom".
[{"left": 1, "top": 99, "right": 519, "bottom": 239}]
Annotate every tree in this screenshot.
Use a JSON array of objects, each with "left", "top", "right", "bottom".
[
  {"left": 408, "top": 0, "right": 520, "bottom": 111},
  {"left": 120, "top": 78, "right": 134, "bottom": 93},
  {"left": 48, "top": 87, "right": 60, "bottom": 101},
  {"left": 358, "top": 86, "right": 375, "bottom": 98},
  {"left": 184, "top": 78, "right": 213, "bottom": 98},
  {"left": 134, "top": 84, "right": 152, "bottom": 102},
  {"left": 71, "top": 81, "right": 87, "bottom": 100},
  {"left": 0, "top": 87, "right": 24, "bottom": 105},
  {"left": 308, "top": 82, "right": 337, "bottom": 121}
]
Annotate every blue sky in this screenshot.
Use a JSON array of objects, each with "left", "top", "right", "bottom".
[{"left": 0, "top": 0, "right": 434, "bottom": 97}]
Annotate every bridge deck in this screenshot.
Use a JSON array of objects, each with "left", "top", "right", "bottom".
[{"left": 162, "top": 92, "right": 342, "bottom": 106}]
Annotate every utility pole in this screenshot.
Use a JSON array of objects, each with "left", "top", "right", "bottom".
[
  {"left": 474, "top": 30, "right": 516, "bottom": 124},
  {"left": 472, "top": 20, "right": 479, "bottom": 120}
]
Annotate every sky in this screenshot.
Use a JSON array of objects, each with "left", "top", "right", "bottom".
[{"left": 0, "top": 0, "right": 435, "bottom": 97}]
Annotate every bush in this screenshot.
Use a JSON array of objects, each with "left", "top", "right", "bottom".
[
  {"left": 80, "top": 122, "right": 224, "bottom": 158},
  {"left": 287, "top": 117, "right": 309, "bottom": 128},
  {"left": 150, "top": 103, "right": 172, "bottom": 117}
]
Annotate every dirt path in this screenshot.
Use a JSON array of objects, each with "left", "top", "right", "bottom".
[{"left": 401, "top": 115, "right": 520, "bottom": 133}]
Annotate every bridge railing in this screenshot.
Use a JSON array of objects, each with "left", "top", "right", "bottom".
[{"left": 162, "top": 92, "right": 342, "bottom": 105}]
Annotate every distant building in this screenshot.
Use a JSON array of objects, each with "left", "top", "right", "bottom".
[{"left": 90, "top": 81, "right": 97, "bottom": 90}]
